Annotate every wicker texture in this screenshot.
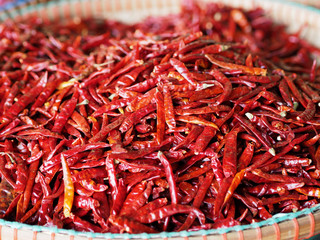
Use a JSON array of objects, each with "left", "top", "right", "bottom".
[
  {"left": 0, "top": 0, "right": 320, "bottom": 239},
  {"left": 0, "top": 210, "right": 320, "bottom": 240}
]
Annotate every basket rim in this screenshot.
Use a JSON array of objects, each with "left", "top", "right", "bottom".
[
  {"left": 0, "top": 0, "right": 320, "bottom": 238},
  {"left": 2, "top": 0, "right": 320, "bottom": 19},
  {"left": 0, "top": 204, "right": 320, "bottom": 238},
  {"left": 0, "top": 0, "right": 35, "bottom": 11}
]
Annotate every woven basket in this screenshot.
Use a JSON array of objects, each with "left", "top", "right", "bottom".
[{"left": 1, "top": 0, "right": 320, "bottom": 239}]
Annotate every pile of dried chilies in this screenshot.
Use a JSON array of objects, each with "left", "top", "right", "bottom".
[{"left": 0, "top": 0, "right": 320, "bottom": 233}]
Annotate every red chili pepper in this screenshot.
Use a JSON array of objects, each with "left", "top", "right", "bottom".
[
  {"left": 211, "top": 156, "right": 224, "bottom": 185},
  {"left": 137, "top": 204, "right": 205, "bottom": 224},
  {"left": 238, "top": 142, "right": 254, "bottom": 171},
  {"left": 179, "top": 171, "right": 214, "bottom": 230},
  {"left": 163, "top": 85, "right": 176, "bottom": 129},
  {"left": 206, "top": 54, "right": 267, "bottom": 76},
  {"left": 155, "top": 90, "right": 166, "bottom": 144},
  {"left": 170, "top": 58, "right": 198, "bottom": 86},
  {"left": 173, "top": 125, "right": 203, "bottom": 151},
  {"left": 119, "top": 103, "right": 156, "bottom": 133},
  {"left": 235, "top": 114, "right": 275, "bottom": 156},
  {"left": 213, "top": 177, "right": 233, "bottom": 220},
  {"left": 284, "top": 75, "right": 308, "bottom": 108},
  {"left": 0, "top": 72, "right": 47, "bottom": 126},
  {"left": 158, "top": 151, "right": 178, "bottom": 204},
  {"left": 223, "top": 127, "right": 241, "bottom": 178},
  {"left": 297, "top": 97, "right": 316, "bottom": 122},
  {"left": 30, "top": 75, "right": 62, "bottom": 113},
  {"left": 120, "top": 181, "right": 152, "bottom": 217},
  {"left": 178, "top": 161, "right": 212, "bottom": 182},
  {"left": 71, "top": 167, "right": 107, "bottom": 182},
  {"left": 61, "top": 155, "right": 74, "bottom": 218},
  {"left": 296, "top": 77, "right": 320, "bottom": 102}
]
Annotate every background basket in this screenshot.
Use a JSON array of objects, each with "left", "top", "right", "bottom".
[{"left": 0, "top": 0, "right": 320, "bottom": 239}]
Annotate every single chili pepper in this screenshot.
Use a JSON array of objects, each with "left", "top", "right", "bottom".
[
  {"left": 178, "top": 161, "right": 212, "bottom": 182},
  {"left": 137, "top": 204, "right": 205, "bottom": 224},
  {"left": 0, "top": 118, "right": 22, "bottom": 137},
  {"left": 169, "top": 58, "right": 198, "bottom": 85},
  {"left": 2, "top": 77, "right": 26, "bottom": 115},
  {"left": 179, "top": 171, "right": 214, "bottom": 230},
  {"left": 175, "top": 116, "right": 219, "bottom": 130},
  {"left": 179, "top": 182, "right": 198, "bottom": 204},
  {"left": 234, "top": 114, "right": 275, "bottom": 156},
  {"left": 175, "top": 105, "right": 231, "bottom": 116},
  {"left": 189, "top": 86, "right": 224, "bottom": 102},
  {"left": 295, "top": 187, "right": 320, "bottom": 198},
  {"left": 71, "top": 167, "right": 107, "bottom": 182},
  {"left": 134, "top": 198, "right": 168, "bottom": 218},
  {"left": 251, "top": 168, "right": 311, "bottom": 184},
  {"left": 2, "top": 193, "right": 22, "bottom": 219},
  {"left": 15, "top": 155, "right": 28, "bottom": 193},
  {"left": 120, "top": 181, "right": 153, "bottom": 217},
  {"left": 61, "top": 154, "right": 74, "bottom": 218},
  {"left": 173, "top": 125, "right": 203, "bottom": 151},
  {"left": 74, "top": 182, "right": 93, "bottom": 197},
  {"left": 193, "top": 126, "right": 216, "bottom": 154},
  {"left": 230, "top": 77, "right": 256, "bottom": 88},
  {"left": 261, "top": 194, "right": 308, "bottom": 205},
  {"left": 213, "top": 177, "right": 233, "bottom": 220},
  {"left": 207, "top": 69, "right": 232, "bottom": 106},
  {"left": 109, "top": 137, "right": 173, "bottom": 160},
  {"left": 158, "top": 151, "right": 178, "bottom": 204},
  {"left": 303, "top": 133, "right": 320, "bottom": 147},
  {"left": 223, "top": 127, "right": 241, "bottom": 178},
  {"left": 284, "top": 75, "right": 308, "bottom": 108},
  {"left": 42, "top": 142, "right": 109, "bottom": 171},
  {"left": 211, "top": 155, "right": 224, "bottom": 185},
  {"left": 223, "top": 170, "right": 246, "bottom": 207},
  {"left": 106, "top": 155, "right": 118, "bottom": 196},
  {"left": 92, "top": 97, "right": 134, "bottom": 117},
  {"left": 206, "top": 54, "right": 267, "bottom": 76},
  {"left": 154, "top": 90, "right": 166, "bottom": 144},
  {"left": 297, "top": 97, "right": 316, "bottom": 122},
  {"left": 21, "top": 158, "right": 39, "bottom": 215},
  {"left": 19, "top": 198, "right": 42, "bottom": 223},
  {"left": 51, "top": 89, "right": 79, "bottom": 133},
  {"left": 126, "top": 88, "right": 157, "bottom": 113},
  {"left": 30, "top": 75, "right": 62, "bottom": 113},
  {"left": 70, "top": 214, "right": 102, "bottom": 233},
  {"left": 246, "top": 182, "right": 305, "bottom": 196},
  {"left": 126, "top": 77, "right": 158, "bottom": 92},
  {"left": 238, "top": 142, "right": 255, "bottom": 171},
  {"left": 162, "top": 85, "right": 176, "bottom": 129},
  {"left": 282, "top": 158, "right": 311, "bottom": 167},
  {"left": 119, "top": 103, "right": 156, "bottom": 133},
  {"left": 111, "top": 178, "right": 127, "bottom": 216},
  {"left": 89, "top": 114, "right": 126, "bottom": 143}
]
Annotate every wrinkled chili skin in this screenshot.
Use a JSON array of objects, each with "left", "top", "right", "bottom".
[{"left": 0, "top": 0, "right": 320, "bottom": 235}]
